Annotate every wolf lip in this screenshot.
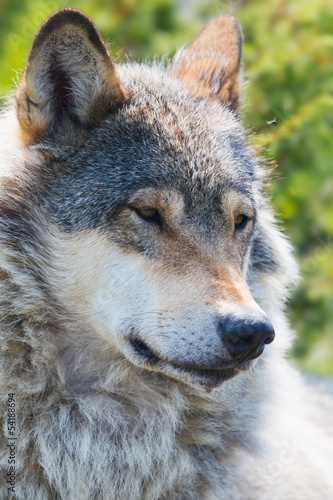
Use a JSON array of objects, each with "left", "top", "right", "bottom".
[
  {"left": 130, "top": 337, "right": 160, "bottom": 362},
  {"left": 130, "top": 337, "right": 239, "bottom": 386},
  {"left": 179, "top": 366, "right": 239, "bottom": 387}
]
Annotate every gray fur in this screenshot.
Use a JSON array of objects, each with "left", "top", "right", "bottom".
[{"left": 1, "top": 9, "right": 333, "bottom": 500}]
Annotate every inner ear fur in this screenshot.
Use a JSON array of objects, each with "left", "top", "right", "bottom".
[
  {"left": 170, "top": 14, "right": 243, "bottom": 111},
  {"left": 16, "top": 8, "right": 126, "bottom": 143}
]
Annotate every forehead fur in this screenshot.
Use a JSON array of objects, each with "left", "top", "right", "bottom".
[{"left": 36, "top": 62, "right": 254, "bottom": 231}]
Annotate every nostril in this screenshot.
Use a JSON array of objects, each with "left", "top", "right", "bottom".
[
  {"left": 263, "top": 330, "right": 275, "bottom": 345},
  {"left": 224, "top": 332, "right": 252, "bottom": 354},
  {"left": 256, "top": 320, "right": 275, "bottom": 348},
  {"left": 232, "top": 333, "right": 253, "bottom": 346}
]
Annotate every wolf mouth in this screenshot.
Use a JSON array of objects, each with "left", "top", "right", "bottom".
[
  {"left": 130, "top": 337, "right": 240, "bottom": 387},
  {"left": 130, "top": 337, "right": 160, "bottom": 362}
]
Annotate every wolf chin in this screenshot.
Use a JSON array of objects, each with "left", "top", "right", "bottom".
[{"left": 0, "top": 8, "right": 332, "bottom": 499}]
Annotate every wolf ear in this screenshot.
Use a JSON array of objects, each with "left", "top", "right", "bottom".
[
  {"left": 170, "top": 14, "right": 243, "bottom": 111},
  {"left": 16, "top": 8, "right": 126, "bottom": 143}
]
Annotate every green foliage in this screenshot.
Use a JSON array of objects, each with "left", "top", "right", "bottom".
[
  {"left": 0, "top": 0, "right": 332, "bottom": 374},
  {"left": 236, "top": 0, "right": 333, "bottom": 375}
]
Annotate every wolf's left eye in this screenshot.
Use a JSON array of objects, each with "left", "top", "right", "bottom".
[{"left": 234, "top": 214, "right": 249, "bottom": 231}]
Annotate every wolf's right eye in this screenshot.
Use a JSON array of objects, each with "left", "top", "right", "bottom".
[
  {"left": 133, "top": 206, "right": 162, "bottom": 226},
  {"left": 137, "top": 207, "right": 158, "bottom": 219}
]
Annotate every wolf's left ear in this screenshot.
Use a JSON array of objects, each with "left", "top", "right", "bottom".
[
  {"left": 16, "top": 8, "right": 126, "bottom": 143},
  {"left": 170, "top": 14, "right": 243, "bottom": 111}
]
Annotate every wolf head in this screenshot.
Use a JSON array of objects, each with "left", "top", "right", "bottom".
[{"left": 6, "top": 9, "right": 297, "bottom": 391}]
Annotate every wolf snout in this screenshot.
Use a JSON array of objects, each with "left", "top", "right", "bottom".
[{"left": 221, "top": 314, "right": 275, "bottom": 362}]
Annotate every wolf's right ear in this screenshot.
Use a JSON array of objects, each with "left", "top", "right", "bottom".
[
  {"left": 170, "top": 14, "right": 243, "bottom": 111},
  {"left": 16, "top": 8, "right": 126, "bottom": 143}
]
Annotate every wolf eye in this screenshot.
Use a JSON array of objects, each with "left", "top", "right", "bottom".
[
  {"left": 234, "top": 214, "right": 249, "bottom": 231},
  {"left": 135, "top": 206, "right": 161, "bottom": 225},
  {"left": 137, "top": 207, "right": 158, "bottom": 219}
]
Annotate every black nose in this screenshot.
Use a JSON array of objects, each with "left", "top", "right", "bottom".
[{"left": 221, "top": 315, "right": 275, "bottom": 362}]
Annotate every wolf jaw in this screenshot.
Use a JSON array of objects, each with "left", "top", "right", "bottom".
[{"left": 1, "top": 8, "right": 332, "bottom": 500}]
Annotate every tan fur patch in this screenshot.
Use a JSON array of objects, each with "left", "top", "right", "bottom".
[
  {"left": 222, "top": 190, "right": 254, "bottom": 221},
  {"left": 129, "top": 188, "right": 185, "bottom": 221},
  {"left": 170, "top": 14, "right": 243, "bottom": 109}
]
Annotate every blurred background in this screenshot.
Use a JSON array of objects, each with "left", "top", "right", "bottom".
[{"left": 0, "top": 0, "right": 332, "bottom": 375}]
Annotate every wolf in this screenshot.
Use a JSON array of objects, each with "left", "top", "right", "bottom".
[{"left": 0, "top": 7, "right": 332, "bottom": 500}]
